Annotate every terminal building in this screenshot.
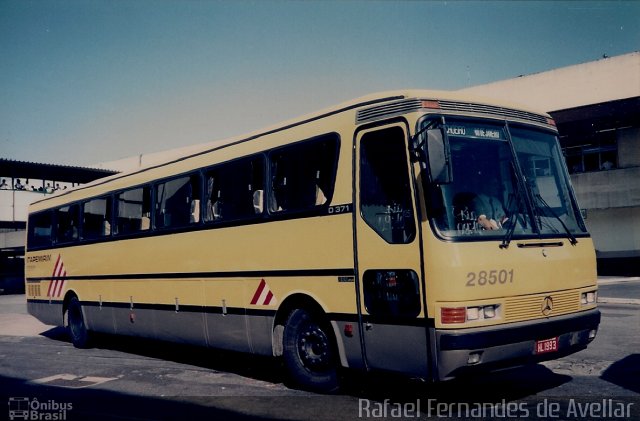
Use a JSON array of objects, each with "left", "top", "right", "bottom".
[
  {"left": 1, "top": 52, "right": 638, "bottom": 294},
  {"left": 460, "top": 51, "right": 640, "bottom": 275},
  {"left": 0, "top": 159, "right": 117, "bottom": 293}
]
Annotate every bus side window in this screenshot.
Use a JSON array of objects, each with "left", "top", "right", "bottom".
[
  {"left": 360, "top": 127, "right": 416, "bottom": 244},
  {"left": 55, "top": 204, "right": 79, "bottom": 244},
  {"left": 204, "top": 155, "right": 265, "bottom": 223},
  {"left": 28, "top": 211, "right": 54, "bottom": 249},
  {"left": 155, "top": 174, "right": 201, "bottom": 229},
  {"left": 269, "top": 135, "right": 338, "bottom": 214},
  {"left": 82, "top": 196, "right": 112, "bottom": 240},
  {"left": 115, "top": 186, "right": 152, "bottom": 235}
]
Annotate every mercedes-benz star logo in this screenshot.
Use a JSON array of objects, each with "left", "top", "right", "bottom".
[{"left": 542, "top": 296, "right": 554, "bottom": 316}]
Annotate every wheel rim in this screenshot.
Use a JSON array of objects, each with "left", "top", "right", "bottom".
[{"left": 297, "top": 322, "right": 331, "bottom": 371}]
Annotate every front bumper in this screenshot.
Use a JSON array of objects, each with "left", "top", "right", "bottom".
[{"left": 436, "top": 308, "right": 601, "bottom": 380}]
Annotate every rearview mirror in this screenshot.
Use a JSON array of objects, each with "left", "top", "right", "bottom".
[{"left": 426, "top": 128, "right": 452, "bottom": 184}]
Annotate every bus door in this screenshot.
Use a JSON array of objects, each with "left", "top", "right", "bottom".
[{"left": 354, "top": 122, "right": 429, "bottom": 375}]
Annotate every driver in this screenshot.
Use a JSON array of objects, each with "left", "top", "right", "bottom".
[{"left": 472, "top": 179, "right": 507, "bottom": 230}]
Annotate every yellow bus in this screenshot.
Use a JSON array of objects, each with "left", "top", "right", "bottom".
[{"left": 25, "top": 90, "right": 600, "bottom": 392}]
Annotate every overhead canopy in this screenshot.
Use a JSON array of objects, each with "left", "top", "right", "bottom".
[
  {"left": 551, "top": 96, "right": 640, "bottom": 147},
  {"left": 0, "top": 159, "right": 118, "bottom": 184}
]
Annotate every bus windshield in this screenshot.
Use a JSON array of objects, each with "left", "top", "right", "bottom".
[{"left": 426, "top": 118, "right": 587, "bottom": 241}]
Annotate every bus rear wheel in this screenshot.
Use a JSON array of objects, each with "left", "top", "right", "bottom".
[
  {"left": 66, "top": 296, "right": 91, "bottom": 349},
  {"left": 282, "top": 308, "right": 339, "bottom": 393}
]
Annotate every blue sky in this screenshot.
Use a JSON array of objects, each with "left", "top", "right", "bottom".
[{"left": 1, "top": 0, "right": 638, "bottom": 166}]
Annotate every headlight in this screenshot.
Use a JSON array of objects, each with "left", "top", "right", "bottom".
[
  {"left": 483, "top": 305, "right": 497, "bottom": 319},
  {"left": 581, "top": 290, "right": 597, "bottom": 305}
]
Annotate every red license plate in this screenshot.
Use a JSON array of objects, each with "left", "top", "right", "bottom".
[{"left": 535, "top": 337, "right": 558, "bottom": 354}]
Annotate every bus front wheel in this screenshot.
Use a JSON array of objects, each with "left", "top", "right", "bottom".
[
  {"left": 66, "top": 296, "right": 91, "bottom": 349},
  {"left": 282, "top": 308, "right": 339, "bottom": 393}
]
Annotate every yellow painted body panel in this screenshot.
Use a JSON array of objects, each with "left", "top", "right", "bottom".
[
  {"left": 423, "top": 232, "right": 598, "bottom": 328},
  {"left": 25, "top": 213, "right": 355, "bottom": 313}
]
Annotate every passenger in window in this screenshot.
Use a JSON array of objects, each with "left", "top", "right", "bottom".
[
  {"left": 0, "top": 179, "right": 8, "bottom": 189},
  {"left": 601, "top": 160, "right": 614, "bottom": 170}
]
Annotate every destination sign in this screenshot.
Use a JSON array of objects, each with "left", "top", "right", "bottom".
[{"left": 446, "top": 124, "right": 505, "bottom": 140}]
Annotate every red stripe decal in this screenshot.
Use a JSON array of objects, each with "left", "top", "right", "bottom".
[
  {"left": 47, "top": 281, "right": 56, "bottom": 298},
  {"left": 53, "top": 255, "right": 62, "bottom": 277},
  {"left": 250, "top": 279, "right": 267, "bottom": 305},
  {"left": 264, "top": 291, "right": 274, "bottom": 306},
  {"left": 47, "top": 255, "right": 62, "bottom": 297}
]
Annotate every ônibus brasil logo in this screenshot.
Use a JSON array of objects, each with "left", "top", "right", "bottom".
[{"left": 8, "top": 397, "right": 73, "bottom": 421}]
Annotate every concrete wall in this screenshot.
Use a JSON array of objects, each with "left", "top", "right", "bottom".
[
  {"left": 0, "top": 190, "right": 44, "bottom": 223},
  {"left": 586, "top": 207, "right": 640, "bottom": 258},
  {"left": 0, "top": 230, "right": 25, "bottom": 249},
  {"left": 572, "top": 167, "right": 640, "bottom": 210},
  {"left": 618, "top": 127, "right": 640, "bottom": 169}
]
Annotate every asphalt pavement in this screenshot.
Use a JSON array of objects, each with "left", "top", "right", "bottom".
[{"left": 597, "top": 276, "right": 640, "bottom": 305}]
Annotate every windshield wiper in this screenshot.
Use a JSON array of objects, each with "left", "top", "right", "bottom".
[
  {"left": 500, "top": 191, "right": 524, "bottom": 249},
  {"left": 500, "top": 164, "right": 528, "bottom": 249},
  {"left": 532, "top": 194, "right": 578, "bottom": 245}
]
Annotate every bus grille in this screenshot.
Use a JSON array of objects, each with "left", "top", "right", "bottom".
[
  {"left": 355, "top": 99, "right": 423, "bottom": 123},
  {"left": 504, "top": 291, "right": 581, "bottom": 323}
]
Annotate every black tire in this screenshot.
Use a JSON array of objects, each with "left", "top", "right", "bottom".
[
  {"left": 282, "top": 308, "right": 339, "bottom": 393},
  {"left": 66, "top": 296, "right": 91, "bottom": 348}
]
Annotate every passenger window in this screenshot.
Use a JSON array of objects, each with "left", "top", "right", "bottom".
[
  {"left": 56, "top": 204, "right": 80, "bottom": 244},
  {"left": 204, "top": 156, "right": 264, "bottom": 223},
  {"left": 155, "top": 174, "right": 201, "bottom": 229},
  {"left": 360, "top": 127, "right": 416, "bottom": 244},
  {"left": 82, "top": 197, "right": 112, "bottom": 240},
  {"left": 115, "top": 187, "right": 152, "bottom": 235},
  {"left": 28, "top": 211, "right": 53, "bottom": 248},
  {"left": 269, "top": 135, "right": 338, "bottom": 213}
]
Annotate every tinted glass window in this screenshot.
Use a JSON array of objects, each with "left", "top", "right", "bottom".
[
  {"left": 360, "top": 127, "right": 415, "bottom": 244},
  {"left": 82, "top": 197, "right": 112, "bottom": 240},
  {"left": 269, "top": 136, "right": 338, "bottom": 213},
  {"left": 431, "top": 121, "right": 526, "bottom": 238},
  {"left": 56, "top": 204, "right": 79, "bottom": 244},
  {"left": 155, "top": 174, "right": 201, "bottom": 229},
  {"left": 115, "top": 187, "right": 152, "bottom": 235},
  {"left": 511, "top": 126, "right": 587, "bottom": 235},
  {"left": 28, "top": 211, "right": 53, "bottom": 248},
  {"left": 363, "top": 270, "right": 421, "bottom": 318},
  {"left": 423, "top": 118, "right": 587, "bottom": 240},
  {"left": 204, "top": 156, "right": 264, "bottom": 223}
]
